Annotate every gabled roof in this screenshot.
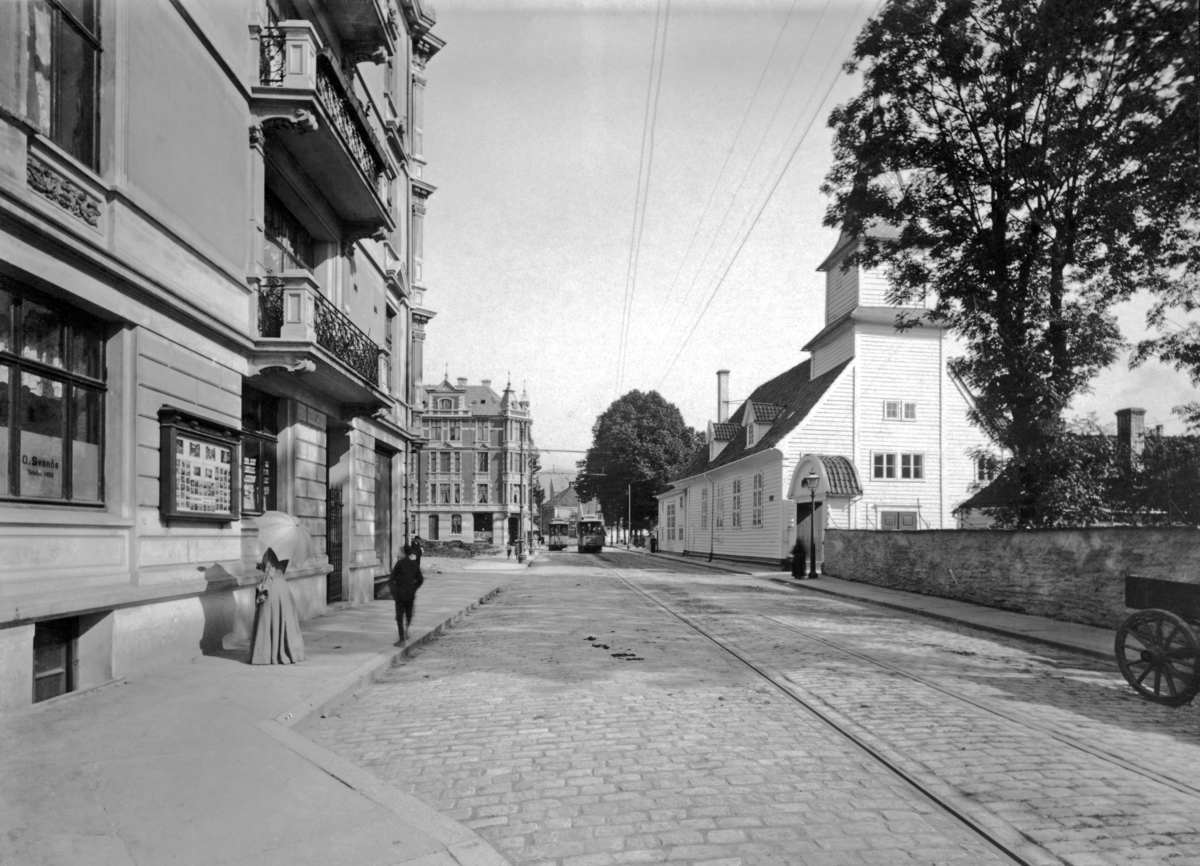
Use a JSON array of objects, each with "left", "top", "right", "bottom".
[
  {"left": 711, "top": 422, "right": 739, "bottom": 441},
  {"left": 671, "top": 357, "right": 852, "bottom": 482}
]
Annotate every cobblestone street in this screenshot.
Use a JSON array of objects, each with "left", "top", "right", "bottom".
[{"left": 308, "top": 553, "right": 1200, "bottom": 866}]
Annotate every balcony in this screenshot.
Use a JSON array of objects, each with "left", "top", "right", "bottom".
[
  {"left": 253, "top": 22, "right": 393, "bottom": 235},
  {"left": 326, "top": 0, "right": 394, "bottom": 57},
  {"left": 252, "top": 274, "right": 389, "bottom": 410}
]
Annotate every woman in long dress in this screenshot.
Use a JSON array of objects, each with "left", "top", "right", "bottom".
[{"left": 250, "top": 547, "right": 305, "bottom": 664}]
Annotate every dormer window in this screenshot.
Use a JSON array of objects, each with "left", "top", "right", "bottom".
[
  {"left": 746, "top": 425, "right": 755, "bottom": 447},
  {"left": 440, "top": 398, "right": 452, "bottom": 411}
]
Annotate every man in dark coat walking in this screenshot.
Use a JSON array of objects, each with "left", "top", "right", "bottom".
[
  {"left": 388, "top": 544, "right": 424, "bottom": 645},
  {"left": 410, "top": 534, "right": 424, "bottom": 565}
]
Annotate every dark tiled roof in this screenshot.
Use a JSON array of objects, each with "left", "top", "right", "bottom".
[
  {"left": 751, "top": 402, "right": 785, "bottom": 423},
  {"left": 672, "top": 358, "right": 852, "bottom": 482},
  {"left": 819, "top": 455, "right": 861, "bottom": 497},
  {"left": 465, "top": 384, "right": 501, "bottom": 414},
  {"left": 711, "top": 422, "right": 739, "bottom": 441}
]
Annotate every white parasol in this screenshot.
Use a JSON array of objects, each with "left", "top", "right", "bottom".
[{"left": 254, "top": 511, "right": 316, "bottom": 573}]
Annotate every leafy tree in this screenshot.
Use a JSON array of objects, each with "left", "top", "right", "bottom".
[
  {"left": 1123, "top": 432, "right": 1200, "bottom": 526},
  {"left": 824, "top": 0, "right": 1198, "bottom": 525},
  {"left": 575, "top": 391, "right": 700, "bottom": 532}
]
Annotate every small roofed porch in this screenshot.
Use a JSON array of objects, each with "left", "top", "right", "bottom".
[{"left": 788, "top": 454, "right": 863, "bottom": 578}]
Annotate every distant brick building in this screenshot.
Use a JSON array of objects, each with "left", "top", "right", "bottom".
[{"left": 416, "top": 377, "right": 533, "bottom": 545}]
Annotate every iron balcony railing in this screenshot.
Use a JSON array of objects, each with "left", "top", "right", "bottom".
[
  {"left": 258, "top": 27, "right": 386, "bottom": 192},
  {"left": 258, "top": 276, "right": 383, "bottom": 386}
]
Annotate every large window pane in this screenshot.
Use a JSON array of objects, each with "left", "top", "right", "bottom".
[
  {"left": 0, "top": 365, "right": 9, "bottom": 494},
  {"left": 20, "top": 373, "right": 64, "bottom": 498},
  {"left": 0, "top": 289, "right": 12, "bottom": 355},
  {"left": 22, "top": 300, "right": 64, "bottom": 368},
  {"left": 55, "top": 21, "right": 98, "bottom": 169},
  {"left": 69, "top": 319, "right": 102, "bottom": 379},
  {"left": 71, "top": 385, "right": 101, "bottom": 501},
  {"left": 58, "top": 0, "right": 97, "bottom": 32}
]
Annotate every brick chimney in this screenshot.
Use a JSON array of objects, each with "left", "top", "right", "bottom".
[
  {"left": 717, "top": 369, "right": 729, "bottom": 423},
  {"left": 481, "top": 379, "right": 492, "bottom": 388},
  {"left": 457, "top": 377, "right": 468, "bottom": 388},
  {"left": 1116, "top": 408, "right": 1146, "bottom": 465}
]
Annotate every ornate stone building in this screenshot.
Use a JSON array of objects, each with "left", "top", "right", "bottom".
[
  {"left": 416, "top": 377, "right": 534, "bottom": 547},
  {"left": 0, "top": 0, "right": 443, "bottom": 709}
]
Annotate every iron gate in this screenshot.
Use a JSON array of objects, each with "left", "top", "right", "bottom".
[{"left": 326, "top": 485, "right": 343, "bottom": 603}]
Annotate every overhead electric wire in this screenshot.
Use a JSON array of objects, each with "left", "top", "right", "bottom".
[
  {"left": 657, "top": 0, "right": 885, "bottom": 386},
  {"left": 652, "top": 0, "right": 804, "bottom": 322},
  {"left": 616, "top": 0, "right": 672, "bottom": 397},
  {"left": 661, "top": 0, "right": 834, "bottom": 344}
]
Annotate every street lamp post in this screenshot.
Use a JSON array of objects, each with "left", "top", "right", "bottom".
[
  {"left": 801, "top": 470, "right": 819, "bottom": 580},
  {"left": 627, "top": 484, "right": 631, "bottom": 549}
]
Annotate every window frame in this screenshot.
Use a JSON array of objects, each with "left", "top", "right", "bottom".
[
  {"left": 36, "top": 0, "right": 103, "bottom": 171},
  {"left": 700, "top": 486, "right": 708, "bottom": 530},
  {"left": 240, "top": 386, "right": 278, "bottom": 516},
  {"left": 0, "top": 279, "right": 108, "bottom": 505},
  {"left": 731, "top": 478, "right": 742, "bottom": 528},
  {"left": 752, "top": 472, "right": 763, "bottom": 527},
  {"left": 477, "top": 483, "right": 488, "bottom": 503}
]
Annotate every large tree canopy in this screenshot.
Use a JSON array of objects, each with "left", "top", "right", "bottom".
[
  {"left": 575, "top": 391, "right": 700, "bottom": 531},
  {"left": 824, "top": 0, "right": 1198, "bottom": 524}
]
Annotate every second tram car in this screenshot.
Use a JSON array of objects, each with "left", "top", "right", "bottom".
[
  {"left": 548, "top": 518, "right": 569, "bottom": 551},
  {"left": 577, "top": 517, "right": 605, "bottom": 553}
]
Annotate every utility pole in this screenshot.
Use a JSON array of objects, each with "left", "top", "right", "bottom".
[{"left": 626, "top": 484, "right": 631, "bottom": 548}]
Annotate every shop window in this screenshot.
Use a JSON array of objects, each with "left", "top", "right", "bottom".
[
  {"left": 451, "top": 514, "right": 462, "bottom": 534},
  {"left": 241, "top": 386, "right": 278, "bottom": 515},
  {"left": 264, "top": 191, "right": 315, "bottom": 272},
  {"left": 26, "top": 1, "right": 101, "bottom": 170},
  {"left": 33, "top": 617, "right": 78, "bottom": 703},
  {"left": 0, "top": 279, "right": 106, "bottom": 503}
]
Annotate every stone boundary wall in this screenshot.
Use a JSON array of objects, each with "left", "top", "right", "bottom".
[{"left": 823, "top": 527, "right": 1200, "bottom": 629}]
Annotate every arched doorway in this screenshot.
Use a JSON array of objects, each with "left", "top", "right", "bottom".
[{"left": 787, "top": 455, "right": 862, "bottom": 578}]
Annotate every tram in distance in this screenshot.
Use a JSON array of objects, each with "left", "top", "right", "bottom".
[
  {"left": 547, "top": 518, "right": 570, "bottom": 551},
  {"left": 577, "top": 517, "right": 605, "bottom": 553}
]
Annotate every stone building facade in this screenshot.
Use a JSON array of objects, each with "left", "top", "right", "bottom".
[
  {"left": 416, "top": 378, "right": 534, "bottom": 547},
  {"left": 0, "top": 0, "right": 442, "bottom": 710}
]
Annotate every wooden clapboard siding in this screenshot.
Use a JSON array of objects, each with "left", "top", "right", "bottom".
[
  {"left": 696, "top": 451, "right": 785, "bottom": 561},
  {"left": 858, "top": 263, "right": 893, "bottom": 307},
  {"left": 855, "top": 327, "right": 944, "bottom": 527},
  {"left": 944, "top": 370, "right": 991, "bottom": 523},
  {"left": 812, "top": 326, "right": 854, "bottom": 378},
  {"left": 825, "top": 259, "right": 859, "bottom": 323}
]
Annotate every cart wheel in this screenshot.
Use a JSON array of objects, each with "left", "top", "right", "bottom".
[{"left": 1115, "top": 609, "right": 1200, "bottom": 707}]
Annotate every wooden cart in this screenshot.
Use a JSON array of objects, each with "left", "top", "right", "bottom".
[{"left": 1114, "top": 573, "right": 1200, "bottom": 706}]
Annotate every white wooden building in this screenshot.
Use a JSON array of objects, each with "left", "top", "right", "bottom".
[{"left": 656, "top": 227, "right": 991, "bottom": 570}]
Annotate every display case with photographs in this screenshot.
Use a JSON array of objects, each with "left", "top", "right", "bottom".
[{"left": 158, "top": 406, "right": 241, "bottom": 522}]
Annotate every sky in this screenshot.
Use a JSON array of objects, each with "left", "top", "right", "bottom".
[{"left": 421, "top": 0, "right": 1196, "bottom": 476}]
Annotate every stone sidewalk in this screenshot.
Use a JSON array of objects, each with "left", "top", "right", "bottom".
[
  {"left": 642, "top": 549, "right": 1114, "bottom": 660},
  {"left": 0, "top": 566, "right": 522, "bottom": 866}
]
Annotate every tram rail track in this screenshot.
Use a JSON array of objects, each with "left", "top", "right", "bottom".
[
  {"left": 588, "top": 557, "right": 1200, "bottom": 866},
  {"left": 596, "top": 564, "right": 1057, "bottom": 866}
]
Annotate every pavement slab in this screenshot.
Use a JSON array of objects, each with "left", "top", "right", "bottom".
[{"left": 0, "top": 569, "right": 520, "bottom": 866}]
